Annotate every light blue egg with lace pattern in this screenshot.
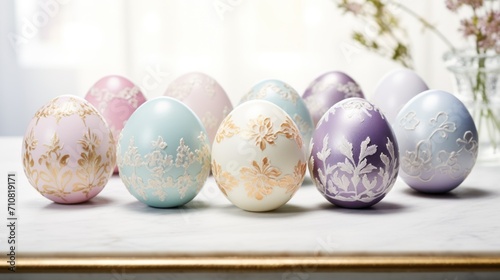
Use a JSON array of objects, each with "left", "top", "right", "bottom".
[{"left": 117, "top": 97, "right": 211, "bottom": 208}]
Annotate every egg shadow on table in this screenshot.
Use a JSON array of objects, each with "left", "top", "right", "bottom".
[
  {"left": 42, "top": 196, "right": 114, "bottom": 210},
  {"left": 121, "top": 199, "right": 212, "bottom": 215},
  {"left": 402, "top": 186, "right": 494, "bottom": 200},
  {"left": 317, "top": 201, "right": 407, "bottom": 215},
  {"left": 218, "top": 203, "right": 313, "bottom": 219},
  {"left": 301, "top": 176, "right": 314, "bottom": 186}
]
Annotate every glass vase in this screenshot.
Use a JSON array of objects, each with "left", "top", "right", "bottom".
[{"left": 443, "top": 49, "right": 500, "bottom": 165}]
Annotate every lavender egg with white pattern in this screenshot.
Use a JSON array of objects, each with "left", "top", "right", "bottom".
[
  {"left": 302, "top": 71, "right": 364, "bottom": 126},
  {"left": 394, "top": 90, "right": 478, "bottom": 193},
  {"left": 309, "top": 98, "right": 399, "bottom": 208}
]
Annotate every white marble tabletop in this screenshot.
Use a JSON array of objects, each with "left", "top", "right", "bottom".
[{"left": 1, "top": 136, "right": 499, "bottom": 257}]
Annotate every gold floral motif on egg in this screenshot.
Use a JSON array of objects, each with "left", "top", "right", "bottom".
[
  {"left": 211, "top": 160, "right": 238, "bottom": 196},
  {"left": 240, "top": 158, "right": 279, "bottom": 200},
  {"left": 195, "top": 132, "right": 211, "bottom": 188},
  {"left": 34, "top": 97, "right": 98, "bottom": 125},
  {"left": 279, "top": 160, "right": 307, "bottom": 194},
  {"left": 243, "top": 115, "right": 277, "bottom": 151},
  {"left": 242, "top": 115, "right": 303, "bottom": 151},
  {"left": 35, "top": 133, "right": 73, "bottom": 199},
  {"left": 240, "top": 157, "right": 306, "bottom": 200},
  {"left": 216, "top": 115, "right": 240, "bottom": 143},
  {"left": 214, "top": 113, "right": 306, "bottom": 200},
  {"left": 22, "top": 127, "right": 115, "bottom": 201},
  {"left": 22, "top": 128, "right": 39, "bottom": 190},
  {"left": 215, "top": 115, "right": 304, "bottom": 151},
  {"left": 73, "top": 129, "right": 115, "bottom": 196},
  {"left": 280, "top": 116, "right": 303, "bottom": 149}
]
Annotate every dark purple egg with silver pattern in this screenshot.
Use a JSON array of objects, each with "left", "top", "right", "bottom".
[
  {"left": 309, "top": 98, "right": 399, "bottom": 208},
  {"left": 302, "top": 71, "right": 364, "bottom": 126}
]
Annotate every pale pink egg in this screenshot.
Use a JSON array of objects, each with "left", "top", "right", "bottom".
[
  {"left": 164, "top": 72, "right": 233, "bottom": 144},
  {"left": 22, "top": 95, "right": 116, "bottom": 204},
  {"left": 85, "top": 75, "right": 146, "bottom": 173}
]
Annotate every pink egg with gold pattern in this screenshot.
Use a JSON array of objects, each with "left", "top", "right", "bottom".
[
  {"left": 22, "top": 95, "right": 116, "bottom": 204},
  {"left": 85, "top": 75, "right": 146, "bottom": 173},
  {"left": 164, "top": 72, "right": 233, "bottom": 144}
]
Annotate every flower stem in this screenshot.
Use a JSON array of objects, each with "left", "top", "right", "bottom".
[
  {"left": 475, "top": 55, "right": 500, "bottom": 151},
  {"left": 387, "top": 0, "right": 456, "bottom": 51}
]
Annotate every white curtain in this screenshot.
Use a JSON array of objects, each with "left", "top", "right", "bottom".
[{"left": 0, "top": 0, "right": 459, "bottom": 136}]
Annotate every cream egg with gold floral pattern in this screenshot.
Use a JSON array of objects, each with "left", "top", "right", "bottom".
[
  {"left": 22, "top": 95, "right": 116, "bottom": 204},
  {"left": 212, "top": 100, "right": 306, "bottom": 212},
  {"left": 240, "top": 79, "right": 314, "bottom": 151}
]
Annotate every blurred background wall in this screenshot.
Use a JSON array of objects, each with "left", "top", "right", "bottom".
[{"left": 0, "top": 0, "right": 463, "bottom": 136}]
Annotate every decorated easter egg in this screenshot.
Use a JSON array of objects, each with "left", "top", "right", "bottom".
[
  {"left": 309, "top": 98, "right": 399, "bottom": 208},
  {"left": 85, "top": 75, "right": 146, "bottom": 173},
  {"left": 394, "top": 90, "right": 478, "bottom": 193},
  {"left": 22, "top": 95, "right": 116, "bottom": 204},
  {"left": 164, "top": 72, "right": 233, "bottom": 144},
  {"left": 85, "top": 75, "right": 146, "bottom": 141},
  {"left": 371, "top": 69, "right": 428, "bottom": 124},
  {"left": 212, "top": 100, "right": 307, "bottom": 212},
  {"left": 117, "top": 97, "right": 211, "bottom": 208},
  {"left": 240, "top": 79, "right": 314, "bottom": 149},
  {"left": 303, "top": 71, "right": 364, "bottom": 126}
]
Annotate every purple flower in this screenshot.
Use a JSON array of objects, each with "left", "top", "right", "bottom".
[
  {"left": 345, "top": 2, "right": 363, "bottom": 15},
  {"left": 338, "top": 0, "right": 364, "bottom": 15},
  {"left": 453, "top": 2, "right": 500, "bottom": 53},
  {"left": 446, "top": 0, "right": 484, "bottom": 12},
  {"left": 445, "top": 0, "right": 461, "bottom": 11},
  {"left": 476, "top": 10, "right": 500, "bottom": 51},
  {"left": 459, "top": 19, "right": 478, "bottom": 37},
  {"left": 335, "top": 0, "right": 499, "bottom": 68},
  {"left": 464, "top": 0, "right": 484, "bottom": 9}
]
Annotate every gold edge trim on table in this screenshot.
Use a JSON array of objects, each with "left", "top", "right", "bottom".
[{"left": 4, "top": 253, "right": 500, "bottom": 273}]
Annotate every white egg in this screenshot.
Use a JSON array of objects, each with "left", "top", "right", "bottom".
[
  {"left": 212, "top": 100, "right": 306, "bottom": 212},
  {"left": 371, "top": 69, "right": 428, "bottom": 125}
]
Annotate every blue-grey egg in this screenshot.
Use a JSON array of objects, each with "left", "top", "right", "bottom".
[
  {"left": 394, "top": 90, "right": 478, "bottom": 193},
  {"left": 117, "top": 97, "right": 211, "bottom": 207}
]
